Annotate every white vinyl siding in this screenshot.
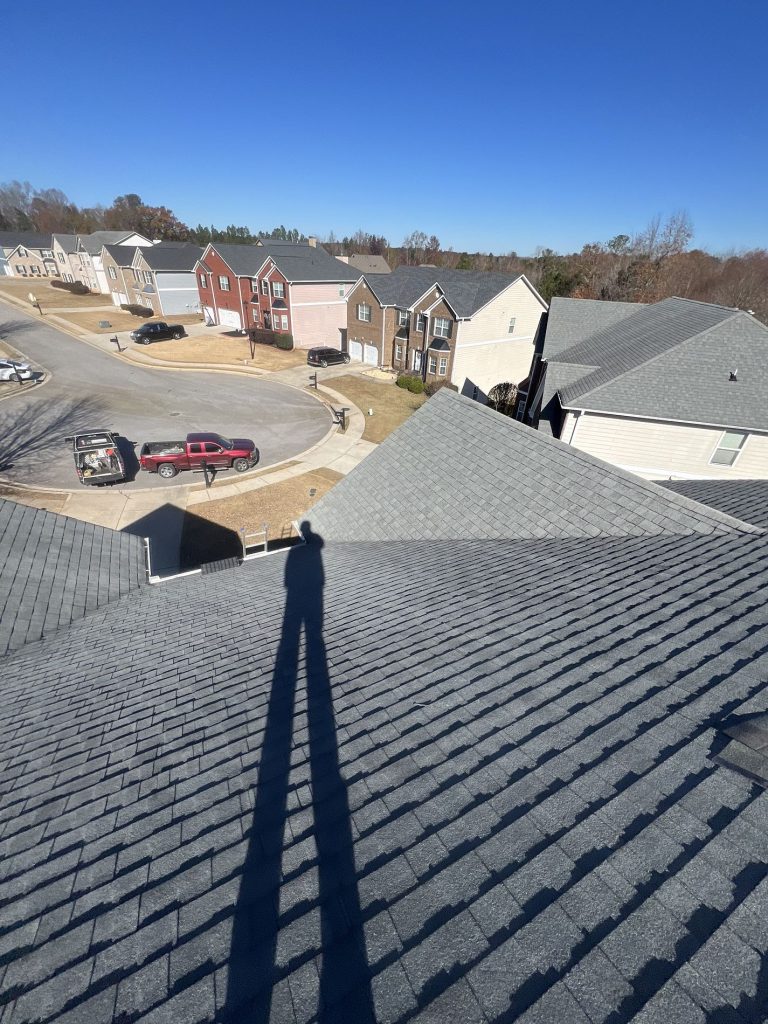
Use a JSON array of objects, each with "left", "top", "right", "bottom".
[{"left": 566, "top": 412, "right": 768, "bottom": 480}]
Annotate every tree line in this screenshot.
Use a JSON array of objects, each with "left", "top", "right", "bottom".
[{"left": 2, "top": 181, "right": 767, "bottom": 321}]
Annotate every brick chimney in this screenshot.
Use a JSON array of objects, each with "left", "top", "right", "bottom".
[{"left": 308, "top": 236, "right": 317, "bottom": 248}]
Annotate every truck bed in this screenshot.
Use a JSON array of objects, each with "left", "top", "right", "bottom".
[{"left": 140, "top": 442, "right": 185, "bottom": 457}]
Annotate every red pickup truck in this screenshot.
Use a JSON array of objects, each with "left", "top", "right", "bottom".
[{"left": 139, "top": 432, "right": 258, "bottom": 479}]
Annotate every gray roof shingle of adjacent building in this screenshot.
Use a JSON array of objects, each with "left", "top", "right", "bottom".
[
  {"left": 0, "top": 231, "right": 54, "bottom": 251},
  {"left": 2, "top": 393, "right": 768, "bottom": 1024},
  {"left": 78, "top": 230, "right": 145, "bottom": 254},
  {"left": 309, "top": 389, "right": 758, "bottom": 541},
  {"left": 364, "top": 265, "right": 537, "bottom": 318},
  {"left": 344, "top": 254, "right": 391, "bottom": 274},
  {"left": 209, "top": 242, "right": 360, "bottom": 281},
  {"left": 0, "top": 498, "right": 145, "bottom": 654},
  {"left": 140, "top": 243, "right": 204, "bottom": 272},
  {"left": 543, "top": 296, "right": 645, "bottom": 359},
  {"left": 658, "top": 478, "right": 768, "bottom": 531},
  {"left": 102, "top": 243, "right": 139, "bottom": 267},
  {"left": 52, "top": 233, "right": 78, "bottom": 252},
  {"left": 548, "top": 296, "right": 768, "bottom": 431}
]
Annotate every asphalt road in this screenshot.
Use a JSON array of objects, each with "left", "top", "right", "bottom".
[{"left": 0, "top": 308, "right": 331, "bottom": 490}]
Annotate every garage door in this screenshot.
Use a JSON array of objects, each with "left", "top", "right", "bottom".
[
  {"left": 363, "top": 344, "right": 378, "bottom": 366},
  {"left": 349, "top": 340, "right": 363, "bottom": 361},
  {"left": 113, "top": 292, "right": 128, "bottom": 306},
  {"left": 219, "top": 308, "right": 242, "bottom": 330}
]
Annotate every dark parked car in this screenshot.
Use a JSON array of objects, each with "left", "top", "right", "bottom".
[
  {"left": 307, "top": 347, "right": 350, "bottom": 367},
  {"left": 130, "top": 322, "right": 186, "bottom": 344}
]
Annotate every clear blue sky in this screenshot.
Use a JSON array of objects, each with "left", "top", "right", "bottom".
[{"left": 3, "top": 0, "right": 766, "bottom": 256}]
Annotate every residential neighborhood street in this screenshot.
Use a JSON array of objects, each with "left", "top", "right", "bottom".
[{"left": 0, "top": 304, "right": 331, "bottom": 490}]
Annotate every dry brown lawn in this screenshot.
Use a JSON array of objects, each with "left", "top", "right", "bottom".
[
  {"left": 180, "top": 468, "right": 342, "bottom": 566},
  {"left": 56, "top": 310, "right": 204, "bottom": 334},
  {"left": 326, "top": 374, "right": 427, "bottom": 442},
  {"left": 147, "top": 334, "right": 305, "bottom": 370},
  {"left": 0, "top": 278, "right": 110, "bottom": 310}
]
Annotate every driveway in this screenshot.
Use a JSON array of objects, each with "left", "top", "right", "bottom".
[{"left": 0, "top": 308, "right": 332, "bottom": 491}]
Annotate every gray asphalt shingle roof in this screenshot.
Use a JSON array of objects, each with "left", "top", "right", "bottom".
[
  {"left": 309, "top": 389, "right": 757, "bottom": 541},
  {"left": 52, "top": 233, "right": 78, "bottom": 253},
  {"left": 0, "top": 231, "right": 53, "bottom": 252},
  {"left": 208, "top": 242, "right": 359, "bottom": 282},
  {"left": 140, "top": 243, "right": 203, "bottom": 272},
  {"left": 0, "top": 498, "right": 145, "bottom": 654},
  {"left": 365, "top": 266, "right": 537, "bottom": 318},
  {"left": 543, "top": 297, "right": 645, "bottom": 359},
  {"left": 547, "top": 297, "right": 768, "bottom": 431},
  {"left": 657, "top": 479, "right": 768, "bottom": 531},
  {"left": 345, "top": 254, "right": 391, "bottom": 274},
  {"left": 102, "top": 244, "right": 138, "bottom": 267},
  {"left": 2, "top": 393, "right": 768, "bottom": 1024},
  {"left": 78, "top": 231, "right": 145, "bottom": 255}
]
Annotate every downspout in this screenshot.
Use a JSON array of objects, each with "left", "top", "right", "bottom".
[{"left": 567, "top": 409, "right": 582, "bottom": 445}]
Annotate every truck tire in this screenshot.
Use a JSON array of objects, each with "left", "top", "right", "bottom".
[
  {"left": 172, "top": 331, "right": 183, "bottom": 340},
  {"left": 233, "top": 458, "right": 250, "bottom": 473},
  {"left": 158, "top": 463, "right": 177, "bottom": 479}
]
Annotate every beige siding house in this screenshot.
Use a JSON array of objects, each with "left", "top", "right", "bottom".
[
  {"left": 0, "top": 232, "right": 59, "bottom": 278},
  {"left": 529, "top": 296, "right": 768, "bottom": 481}
]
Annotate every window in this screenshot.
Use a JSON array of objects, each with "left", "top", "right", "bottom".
[
  {"left": 251, "top": 279, "right": 258, "bottom": 293},
  {"left": 253, "top": 310, "right": 260, "bottom": 322},
  {"left": 433, "top": 317, "right": 451, "bottom": 338},
  {"left": 395, "top": 343, "right": 403, "bottom": 361},
  {"left": 439, "top": 356, "right": 448, "bottom": 375},
  {"left": 199, "top": 273, "right": 207, "bottom": 288},
  {"left": 508, "top": 317, "right": 516, "bottom": 334},
  {"left": 416, "top": 313, "right": 426, "bottom": 331},
  {"left": 397, "top": 310, "right": 409, "bottom": 327},
  {"left": 412, "top": 350, "right": 422, "bottom": 371},
  {"left": 57, "top": 252, "right": 66, "bottom": 264},
  {"left": 30, "top": 266, "right": 41, "bottom": 276},
  {"left": 143, "top": 270, "right": 152, "bottom": 284},
  {"left": 218, "top": 275, "right": 231, "bottom": 291},
  {"left": 281, "top": 314, "right": 288, "bottom": 330},
  {"left": 42, "top": 249, "right": 53, "bottom": 258},
  {"left": 339, "top": 285, "right": 345, "bottom": 297},
  {"left": 261, "top": 280, "right": 269, "bottom": 295},
  {"left": 108, "top": 266, "right": 117, "bottom": 280},
  {"left": 428, "top": 354, "right": 437, "bottom": 374},
  {"left": 18, "top": 247, "right": 27, "bottom": 257},
  {"left": 204, "top": 442, "right": 222, "bottom": 453},
  {"left": 710, "top": 430, "right": 748, "bottom": 466},
  {"left": 272, "top": 281, "right": 285, "bottom": 298},
  {"left": 189, "top": 443, "right": 202, "bottom": 454},
  {"left": 15, "top": 265, "right": 26, "bottom": 275},
  {"left": 357, "top": 302, "right": 372, "bottom": 323}
]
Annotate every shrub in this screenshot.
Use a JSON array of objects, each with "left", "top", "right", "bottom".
[
  {"left": 396, "top": 373, "right": 424, "bottom": 393},
  {"left": 120, "top": 303, "right": 154, "bottom": 317},
  {"left": 487, "top": 381, "right": 518, "bottom": 417},
  {"left": 425, "top": 379, "right": 451, "bottom": 397},
  {"left": 50, "top": 279, "right": 90, "bottom": 295},
  {"left": 275, "top": 333, "right": 294, "bottom": 350}
]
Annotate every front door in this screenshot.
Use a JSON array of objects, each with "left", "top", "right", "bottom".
[
  {"left": 412, "top": 350, "right": 422, "bottom": 372},
  {"left": 203, "top": 441, "right": 230, "bottom": 468},
  {"left": 188, "top": 442, "right": 206, "bottom": 469}
]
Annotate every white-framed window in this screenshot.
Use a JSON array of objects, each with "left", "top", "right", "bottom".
[
  {"left": 338, "top": 285, "right": 345, "bottom": 297},
  {"left": 15, "top": 265, "right": 26, "bottom": 275},
  {"left": 439, "top": 356, "right": 448, "bottom": 375},
  {"left": 253, "top": 309, "right": 260, "bottom": 322},
  {"left": 397, "top": 310, "right": 409, "bottom": 327},
  {"left": 433, "top": 317, "right": 451, "bottom": 338},
  {"left": 272, "top": 281, "right": 285, "bottom": 298},
  {"left": 261, "top": 279, "right": 269, "bottom": 295},
  {"left": 143, "top": 270, "right": 152, "bottom": 284},
  {"left": 710, "top": 430, "right": 748, "bottom": 466},
  {"left": 30, "top": 266, "right": 41, "bottom": 276},
  {"left": 395, "top": 343, "right": 403, "bottom": 361},
  {"left": 199, "top": 272, "right": 207, "bottom": 288},
  {"left": 281, "top": 314, "right": 288, "bottom": 330},
  {"left": 357, "top": 302, "right": 371, "bottom": 323},
  {"left": 416, "top": 313, "right": 426, "bottom": 331},
  {"left": 57, "top": 252, "right": 66, "bottom": 264},
  {"left": 428, "top": 354, "right": 437, "bottom": 374},
  {"left": 250, "top": 279, "right": 258, "bottom": 292},
  {"left": 508, "top": 317, "right": 516, "bottom": 334},
  {"left": 18, "top": 247, "right": 27, "bottom": 257},
  {"left": 412, "top": 350, "right": 422, "bottom": 371},
  {"left": 42, "top": 249, "right": 53, "bottom": 258},
  {"left": 108, "top": 266, "right": 117, "bottom": 280},
  {"left": 219, "top": 275, "right": 230, "bottom": 291}
]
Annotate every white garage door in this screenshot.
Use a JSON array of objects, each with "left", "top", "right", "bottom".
[
  {"left": 363, "top": 344, "right": 378, "bottom": 366},
  {"left": 349, "top": 340, "right": 363, "bottom": 361},
  {"left": 219, "top": 308, "right": 242, "bottom": 330},
  {"left": 113, "top": 292, "right": 128, "bottom": 306}
]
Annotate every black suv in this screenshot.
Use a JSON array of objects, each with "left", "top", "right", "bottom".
[{"left": 307, "top": 347, "right": 351, "bottom": 367}]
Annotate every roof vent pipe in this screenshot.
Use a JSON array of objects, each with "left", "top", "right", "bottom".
[{"left": 729, "top": 370, "right": 738, "bottom": 382}]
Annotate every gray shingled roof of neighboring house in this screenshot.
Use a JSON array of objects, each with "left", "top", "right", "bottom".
[
  {"left": 2, "top": 515, "right": 768, "bottom": 1021},
  {"left": 657, "top": 478, "right": 768, "bottom": 530},
  {"left": 0, "top": 498, "right": 145, "bottom": 654},
  {"left": 537, "top": 361, "right": 596, "bottom": 436},
  {"left": 365, "top": 266, "right": 535, "bottom": 318},
  {"left": 52, "top": 233, "right": 78, "bottom": 253},
  {"left": 209, "top": 242, "right": 359, "bottom": 281},
  {"left": 0, "top": 231, "right": 53, "bottom": 251},
  {"left": 102, "top": 243, "right": 139, "bottom": 267},
  {"left": 344, "top": 254, "right": 391, "bottom": 274},
  {"left": 543, "top": 296, "right": 645, "bottom": 359},
  {"left": 140, "top": 243, "right": 204, "bottom": 272},
  {"left": 309, "top": 389, "right": 757, "bottom": 542},
  {"left": 78, "top": 231, "right": 144, "bottom": 254}
]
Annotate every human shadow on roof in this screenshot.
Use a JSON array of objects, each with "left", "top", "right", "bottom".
[{"left": 223, "top": 521, "right": 375, "bottom": 1023}]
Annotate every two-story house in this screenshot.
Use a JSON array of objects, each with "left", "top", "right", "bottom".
[
  {"left": 195, "top": 240, "right": 359, "bottom": 346},
  {"left": 345, "top": 267, "right": 547, "bottom": 396},
  {"left": 71, "top": 231, "right": 153, "bottom": 292},
  {"left": 102, "top": 243, "right": 203, "bottom": 315},
  {"left": 0, "top": 232, "right": 59, "bottom": 278},
  {"left": 524, "top": 295, "right": 768, "bottom": 480}
]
